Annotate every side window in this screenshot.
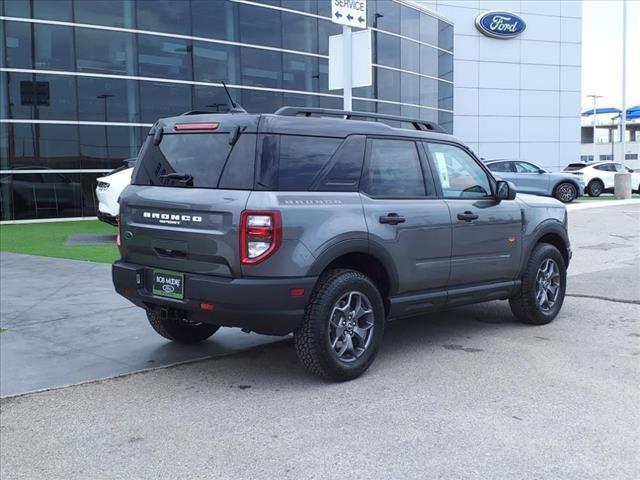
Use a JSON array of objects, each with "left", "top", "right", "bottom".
[
  {"left": 515, "top": 162, "right": 540, "bottom": 173},
  {"left": 361, "top": 139, "right": 426, "bottom": 197},
  {"left": 277, "top": 135, "right": 341, "bottom": 191},
  {"left": 313, "top": 135, "right": 366, "bottom": 192},
  {"left": 426, "top": 143, "right": 492, "bottom": 199},
  {"left": 488, "top": 161, "right": 515, "bottom": 173},
  {"left": 613, "top": 163, "right": 626, "bottom": 173},
  {"left": 595, "top": 163, "right": 614, "bottom": 172}
]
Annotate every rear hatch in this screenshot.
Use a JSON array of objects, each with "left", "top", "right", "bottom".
[{"left": 118, "top": 114, "right": 259, "bottom": 277}]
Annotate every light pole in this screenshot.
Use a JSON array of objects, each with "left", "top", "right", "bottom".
[
  {"left": 620, "top": 0, "right": 627, "bottom": 166},
  {"left": 614, "top": 0, "right": 631, "bottom": 198},
  {"left": 586, "top": 94, "right": 602, "bottom": 162}
]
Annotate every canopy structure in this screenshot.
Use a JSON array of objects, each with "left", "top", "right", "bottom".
[
  {"left": 581, "top": 107, "right": 621, "bottom": 116},
  {"left": 626, "top": 105, "right": 640, "bottom": 120},
  {"left": 582, "top": 106, "right": 640, "bottom": 120}
]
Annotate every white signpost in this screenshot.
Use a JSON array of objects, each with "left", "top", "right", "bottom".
[{"left": 329, "top": 0, "right": 369, "bottom": 111}]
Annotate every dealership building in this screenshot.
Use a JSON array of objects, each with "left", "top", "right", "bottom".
[{"left": 0, "top": 0, "right": 582, "bottom": 222}]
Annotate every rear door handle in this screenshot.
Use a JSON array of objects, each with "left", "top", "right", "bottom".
[
  {"left": 457, "top": 211, "right": 479, "bottom": 222},
  {"left": 379, "top": 213, "right": 406, "bottom": 225}
]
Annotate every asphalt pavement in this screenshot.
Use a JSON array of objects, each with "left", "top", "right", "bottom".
[{"left": 0, "top": 203, "right": 638, "bottom": 479}]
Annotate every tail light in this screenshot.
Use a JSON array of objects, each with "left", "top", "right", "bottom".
[{"left": 240, "top": 210, "right": 282, "bottom": 265}]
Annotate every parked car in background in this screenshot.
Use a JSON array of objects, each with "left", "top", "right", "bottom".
[
  {"left": 1, "top": 167, "right": 83, "bottom": 219},
  {"left": 484, "top": 159, "right": 584, "bottom": 203},
  {"left": 563, "top": 161, "right": 640, "bottom": 197},
  {"left": 96, "top": 159, "right": 135, "bottom": 225}
]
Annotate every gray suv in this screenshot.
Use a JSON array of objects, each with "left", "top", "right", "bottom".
[{"left": 113, "top": 107, "right": 571, "bottom": 381}]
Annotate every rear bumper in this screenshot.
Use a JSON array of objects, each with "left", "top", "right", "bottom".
[
  {"left": 112, "top": 261, "right": 317, "bottom": 336},
  {"left": 97, "top": 210, "right": 118, "bottom": 225}
]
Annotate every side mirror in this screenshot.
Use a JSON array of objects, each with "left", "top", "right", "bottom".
[{"left": 496, "top": 180, "right": 517, "bottom": 200}]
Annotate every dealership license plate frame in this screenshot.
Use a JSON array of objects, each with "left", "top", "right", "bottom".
[{"left": 152, "top": 269, "right": 185, "bottom": 300}]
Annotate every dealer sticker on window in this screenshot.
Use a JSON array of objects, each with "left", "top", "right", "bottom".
[{"left": 152, "top": 269, "right": 184, "bottom": 300}]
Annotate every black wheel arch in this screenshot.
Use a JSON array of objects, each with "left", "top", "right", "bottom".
[
  {"left": 520, "top": 223, "right": 571, "bottom": 276},
  {"left": 307, "top": 238, "right": 399, "bottom": 311}
]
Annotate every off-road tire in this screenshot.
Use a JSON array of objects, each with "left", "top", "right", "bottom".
[
  {"left": 294, "top": 269, "right": 385, "bottom": 381},
  {"left": 509, "top": 243, "right": 566, "bottom": 325},
  {"left": 553, "top": 182, "right": 577, "bottom": 203},
  {"left": 146, "top": 309, "right": 219, "bottom": 343},
  {"left": 587, "top": 179, "right": 604, "bottom": 197}
]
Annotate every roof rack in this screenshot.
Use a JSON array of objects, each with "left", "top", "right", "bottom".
[{"left": 274, "top": 106, "right": 446, "bottom": 133}]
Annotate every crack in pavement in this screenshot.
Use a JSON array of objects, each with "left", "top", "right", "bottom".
[{"left": 566, "top": 293, "right": 640, "bottom": 305}]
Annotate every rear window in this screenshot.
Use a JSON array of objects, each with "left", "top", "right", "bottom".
[
  {"left": 133, "top": 132, "right": 256, "bottom": 189},
  {"left": 564, "top": 163, "right": 586, "bottom": 171}
]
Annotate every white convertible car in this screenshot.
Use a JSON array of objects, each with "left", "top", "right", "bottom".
[{"left": 96, "top": 161, "right": 134, "bottom": 225}]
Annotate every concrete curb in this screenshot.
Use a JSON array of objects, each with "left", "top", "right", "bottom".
[{"left": 567, "top": 199, "right": 640, "bottom": 211}]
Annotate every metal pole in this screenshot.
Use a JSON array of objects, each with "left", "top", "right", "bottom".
[
  {"left": 587, "top": 94, "right": 602, "bottom": 162},
  {"left": 620, "top": 0, "right": 627, "bottom": 166},
  {"left": 342, "top": 24, "right": 352, "bottom": 111}
]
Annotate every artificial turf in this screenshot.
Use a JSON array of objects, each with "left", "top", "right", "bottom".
[{"left": 0, "top": 220, "right": 119, "bottom": 264}]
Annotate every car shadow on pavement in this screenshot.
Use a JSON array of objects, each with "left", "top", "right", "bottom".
[{"left": 138, "top": 300, "right": 528, "bottom": 388}]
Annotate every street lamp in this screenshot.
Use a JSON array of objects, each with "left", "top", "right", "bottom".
[{"left": 586, "top": 93, "right": 602, "bottom": 162}]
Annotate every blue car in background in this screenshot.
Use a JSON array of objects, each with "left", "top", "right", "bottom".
[{"left": 485, "top": 159, "right": 585, "bottom": 203}]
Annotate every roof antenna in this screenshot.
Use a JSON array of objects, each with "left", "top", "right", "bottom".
[{"left": 221, "top": 81, "right": 247, "bottom": 113}]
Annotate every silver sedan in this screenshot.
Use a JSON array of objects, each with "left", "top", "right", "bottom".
[{"left": 485, "top": 159, "right": 585, "bottom": 203}]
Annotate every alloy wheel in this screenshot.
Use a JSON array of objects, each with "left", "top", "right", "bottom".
[
  {"left": 557, "top": 183, "right": 576, "bottom": 202},
  {"left": 535, "top": 258, "right": 561, "bottom": 313},
  {"left": 328, "top": 291, "right": 375, "bottom": 362}
]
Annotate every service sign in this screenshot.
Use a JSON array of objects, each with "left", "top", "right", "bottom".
[
  {"left": 475, "top": 10, "right": 526, "bottom": 39},
  {"left": 331, "top": 0, "right": 367, "bottom": 28}
]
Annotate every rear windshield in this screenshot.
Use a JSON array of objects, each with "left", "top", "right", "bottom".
[
  {"left": 133, "top": 132, "right": 256, "bottom": 189},
  {"left": 564, "top": 163, "right": 586, "bottom": 171}
]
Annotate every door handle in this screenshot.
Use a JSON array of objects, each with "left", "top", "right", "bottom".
[
  {"left": 457, "top": 211, "right": 479, "bottom": 222},
  {"left": 379, "top": 213, "right": 406, "bottom": 225}
]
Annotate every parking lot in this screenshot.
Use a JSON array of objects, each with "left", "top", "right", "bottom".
[{"left": 1, "top": 202, "right": 639, "bottom": 479}]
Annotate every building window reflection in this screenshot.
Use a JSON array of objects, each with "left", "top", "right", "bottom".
[{"left": 1, "top": 0, "right": 453, "bottom": 221}]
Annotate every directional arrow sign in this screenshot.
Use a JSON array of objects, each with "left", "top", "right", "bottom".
[{"left": 331, "top": 0, "right": 367, "bottom": 28}]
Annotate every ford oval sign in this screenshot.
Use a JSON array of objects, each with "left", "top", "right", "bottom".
[{"left": 475, "top": 11, "right": 526, "bottom": 39}]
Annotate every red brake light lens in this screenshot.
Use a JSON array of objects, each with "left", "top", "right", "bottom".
[
  {"left": 174, "top": 122, "right": 219, "bottom": 131},
  {"left": 240, "top": 210, "right": 282, "bottom": 265}
]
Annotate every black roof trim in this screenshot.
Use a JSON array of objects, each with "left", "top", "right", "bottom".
[{"left": 274, "top": 107, "right": 446, "bottom": 133}]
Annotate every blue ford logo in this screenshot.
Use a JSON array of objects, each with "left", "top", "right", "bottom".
[
  {"left": 475, "top": 11, "right": 526, "bottom": 39},
  {"left": 162, "top": 284, "right": 175, "bottom": 293}
]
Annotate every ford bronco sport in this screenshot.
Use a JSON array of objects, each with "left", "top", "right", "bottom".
[{"left": 113, "top": 107, "right": 571, "bottom": 381}]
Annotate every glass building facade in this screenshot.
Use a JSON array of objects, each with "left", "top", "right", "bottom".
[{"left": 0, "top": 0, "right": 453, "bottom": 221}]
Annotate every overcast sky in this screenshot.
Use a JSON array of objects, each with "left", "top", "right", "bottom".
[{"left": 581, "top": 0, "right": 639, "bottom": 112}]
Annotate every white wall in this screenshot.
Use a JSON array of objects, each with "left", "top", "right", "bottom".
[{"left": 414, "top": 0, "right": 582, "bottom": 171}]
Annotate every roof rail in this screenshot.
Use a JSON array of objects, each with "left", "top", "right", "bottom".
[{"left": 273, "top": 106, "right": 446, "bottom": 133}]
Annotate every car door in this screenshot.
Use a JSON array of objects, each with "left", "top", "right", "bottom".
[
  {"left": 424, "top": 142, "right": 523, "bottom": 287},
  {"left": 515, "top": 161, "right": 549, "bottom": 195},
  {"left": 594, "top": 163, "right": 616, "bottom": 188},
  {"left": 360, "top": 137, "right": 451, "bottom": 298}
]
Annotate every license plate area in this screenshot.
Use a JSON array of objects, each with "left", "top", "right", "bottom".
[{"left": 152, "top": 269, "right": 184, "bottom": 300}]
